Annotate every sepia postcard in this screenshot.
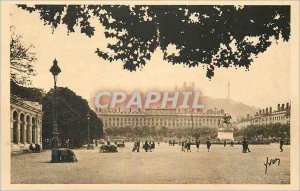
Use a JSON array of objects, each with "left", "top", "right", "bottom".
[{"left": 0, "top": 0, "right": 299, "bottom": 190}]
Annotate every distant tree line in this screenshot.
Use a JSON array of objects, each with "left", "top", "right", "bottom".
[
  {"left": 105, "top": 123, "right": 290, "bottom": 142},
  {"left": 105, "top": 126, "right": 218, "bottom": 141},
  {"left": 234, "top": 123, "right": 290, "bottom": 141}
]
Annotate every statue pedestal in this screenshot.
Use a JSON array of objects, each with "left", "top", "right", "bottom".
[{"left": 217, "top": 126, "right": 234, "bottom": 140}]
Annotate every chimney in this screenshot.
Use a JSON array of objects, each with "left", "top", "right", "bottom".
[
  {"left": 191, "top": 82, "right": 195, "bottom": 91},
  {"left": 259, "top": 110, "right": 261, "bottom": 114},
  {"left": 281, "top": 103, "right": 285, "bottom": 111},
  {"left": 278, "top": 104, "right": 280, "bottom": 111},
  {"left": 262, "top": 109, "right": 265, "bottom": 114},
  {"left": 270, "top": 107, "right": 272, "bottom": 113},
  {"left": 286, "top": 103, "right": 289, "bottom": 110},
  {"left": 266, "top": 108, "right": 268, "bottom": 113}
]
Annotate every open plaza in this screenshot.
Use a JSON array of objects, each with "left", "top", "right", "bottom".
[{"left": 11, "top": 143, "right": 290, "bottom": 184}]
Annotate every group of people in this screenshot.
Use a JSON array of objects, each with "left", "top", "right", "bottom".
[
  {"left": 168, "top": 140, "right": 176, "bottom": 146},
  {"left": 242, "top": 138, "right": 251, "bottom": 153},
  {"left": 29, "top": 143, "right": 42, "bottom": 153},
  {"left": 181, "top": 140, "right": 192, "bottom": 152},
  {"left": 129, "top": 137, "right": 285, "bottom": 153},
  {"left": 223, "top": 140, "right": 234, "bottom": 147},
  {"left": 132, "top": 139, "right": 156, "bottom": 152},
  {"left": 179, "top": 138, "right": 248, "bottom": 153},
  {"left": 181, "top": 138, "right": 211, "bottom": 152}
]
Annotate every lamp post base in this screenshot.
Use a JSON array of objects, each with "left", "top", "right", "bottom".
[{"left": 51, "top": 148, "right": 60, "bottom": 163}]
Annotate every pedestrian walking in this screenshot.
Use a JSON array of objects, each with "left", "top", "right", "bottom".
[
  {"left": 144, "top": 140, "right": 151, "bottom": 152},
  {"left": 151, "top": 141, "right": 155, "bottom": 149},
  {"left": 242, "top": 138, "right": 247, "bottom": 153},
  {"left": 246, "top": 139, "right": 251, "bottom": 152},
  {"left": 280, "top": 138, "right": 284, "bottom": 152},
  {"left": 187, "top": 140, "right": 191, "bottom": 152},
  {"left": 183, "top": 140, "right": 188, "bottom": 152},
  {"left": 206, "top": 138, "right": 211, "bottom": 152},
  {"left": 242, "top": 138, "right": 251, "bottom": 153},
  {"left": 132, "top": 140, "right": 138, "bottom": 152},
  {"left": 181, "top": 141, "right": 185, "bottom": 151},
  {"left": 196, "top": 139, "right": 200, "bottom": 152},
  {"left": 224, "top": 140, "right": 226, "bottom": 147},
  {"left": 137, "top": 139, "right": 140, "bottom": 152},
  {"left": 230, "top": 140, "right": 234, "bottom": 147}
]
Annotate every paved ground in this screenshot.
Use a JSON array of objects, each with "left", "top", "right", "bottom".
[{"left": 11, "top": 143, "right": 290, "bottom": 184}]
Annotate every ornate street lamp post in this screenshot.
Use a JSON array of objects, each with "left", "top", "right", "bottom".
[
  {"left": 50, "top": 59, "right": 61, "bottom": 162},
  {"left": 87, "top": 112, "right": 90, "bottom": 149}
]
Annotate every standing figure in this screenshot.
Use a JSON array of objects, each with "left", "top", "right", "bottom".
[
  {"left": 137, "top": 139, "right": 141, "bottom": 152},
  {"left": 242, "top": 138, "right": 251, "bottom": 153},
  {"left": 181, "top": 141, "right": 185, "bottom": 151},
  {"left": 132, "top": 140, "right": 138, "bottom": 152},
  {"left": 246, "top": 139, "right": 251, "bottom": 152},
  {"left": 144, "top": 140, "right": 150, "bottom": 152},
  {"left": 195, "top": 139, "right": 200, "bottom": 152},
  {"left": 230, "top": 140, "right": 234, "bottom": 147},
  {"left": 206, "top": 138, "right": 211, "bottom": 152},
  {"left": 184, "top": 140, "right": 188, "bottom": 152},
  {"left": 151, "top": 141, "right": 155, "bottom": 149},
  {"left": 224, "top": 140, "right": 227, "bottom": 147},
  {"left": 242, "top": 138, "right": 247, "bottom": 153},
  {"left": 186, "top": 140, "right": 192, "bottom": 152},
  {"left": 280, "top": 138, "right": 284, "bottom": 152}
]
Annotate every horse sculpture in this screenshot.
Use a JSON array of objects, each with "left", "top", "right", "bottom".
[{"left": 218, "top": 114, "right": 232, "bottom": 128}]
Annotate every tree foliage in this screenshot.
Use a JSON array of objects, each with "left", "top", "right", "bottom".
[
  {"left": 234, "top": 123, "right": 290, "bottom": 140},
  {"left": 18, "top": 5, "right": 290, "bottom": 78},
  {"left": 105, "top": 126, "right": 218, "bottom": 140},
  {"left": 42, "top": 87, "right": 104, "bottom": 148},
  {"left": 10, "top": 80, "right": 45, "bottom": 103},
  {"left": 10, "top": 26, "right": 37, "bottom": 85}
]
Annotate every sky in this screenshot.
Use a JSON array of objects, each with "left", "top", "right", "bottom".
[{"left": 10, "top": 5, "right": 291, "bottom": 108}]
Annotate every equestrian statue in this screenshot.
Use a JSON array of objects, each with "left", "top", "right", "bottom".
[{"left": 218, "top": 113, "right": 232, "bottom": 128}]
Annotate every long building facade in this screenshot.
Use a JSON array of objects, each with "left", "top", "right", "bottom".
[
  {"left": 10, "top": 95, "right": 43, "bottom": 149},
  {"left": 97, "top": 108, "right": 225, "bottom": 129},
  {"left": 236, "top": 102, "right": 291, "bottom": 128}
]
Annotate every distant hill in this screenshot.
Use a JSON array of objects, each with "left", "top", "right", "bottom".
[
  {"left": 89, "top": 93, "right": 258, "bottom": 122},
  {"left": 201, "top": 96, "right": 258, "bottom": 121}
]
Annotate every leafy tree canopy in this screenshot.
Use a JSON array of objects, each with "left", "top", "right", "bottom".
[
  {"left": 18, "top": 5, "right": 290, "bottom": 78},
  {"left": 11, "top": 80, "right": 45, "bottom": 103},
  {"left": 42, "top": 87, "right": 104, "bottom": 148},
  {"left": 234, "top": 123, "right": 290, "bottom": 140}
]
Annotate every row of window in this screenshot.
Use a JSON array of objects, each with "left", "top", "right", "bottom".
[
  {"left": 104, "top": 120, "right": 217, "bottom": 127},
  {"left": 253, "top": 115, "right": 286, "bottom": 123},
  {"left": 104, "top": 121, "right": 213, "bottom": 127},
  {"left": 105, "top": 117, "right": 218, "bottom": 122}
]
